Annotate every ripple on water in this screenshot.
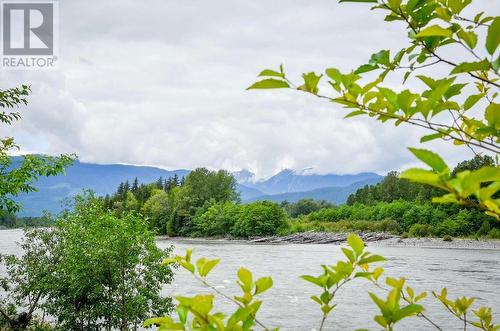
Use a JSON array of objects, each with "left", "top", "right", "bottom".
[{"left": 2, "top": 230, "right": 500, "bottom": 331}]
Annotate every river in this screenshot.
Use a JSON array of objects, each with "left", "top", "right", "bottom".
[{"left": 2, "top": 229, "right": 500, "bottom": 330}]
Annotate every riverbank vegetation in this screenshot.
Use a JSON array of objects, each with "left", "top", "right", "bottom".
[
  {"left": 0, "top": 194, "right": 173, "bottom": 330},
  {"left": 0, "top": 213, "right": 54, "bottom": 229},
  {"left": 98, "top": 155, "right": 499, "bottom": 240}
]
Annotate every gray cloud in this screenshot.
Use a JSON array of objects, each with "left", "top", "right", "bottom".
[{"left": 2, "top": 0, "right": 496, "bottom": 177}]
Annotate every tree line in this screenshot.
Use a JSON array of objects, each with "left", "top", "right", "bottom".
[{"left": 95, "top": 155, "right": 499, "bottom": 239}]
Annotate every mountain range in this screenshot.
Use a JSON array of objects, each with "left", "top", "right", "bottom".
[{"left": 12, "top": 160, "right": 383, "bottom": 216}]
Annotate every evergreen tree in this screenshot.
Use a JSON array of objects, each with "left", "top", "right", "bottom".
[
  {"left": 117, "top": 182, "right": 125, "bottom": 197},
  {"left": 132, "top": 177, "right": 139, "bottom": 194},
  {"left": 156, "top": 177, "right": 164, "bottom": 189},
  {"left": 172, "top": 174, "right": 179, "bottom": 187}
]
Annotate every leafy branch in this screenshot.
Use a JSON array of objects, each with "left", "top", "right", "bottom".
[{"left": 247, "top": 0, "right": 500, "bottom": 219}]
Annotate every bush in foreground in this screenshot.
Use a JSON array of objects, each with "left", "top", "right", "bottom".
[{"left": 0, "top": 194, "right": 174, "bottom": 330}]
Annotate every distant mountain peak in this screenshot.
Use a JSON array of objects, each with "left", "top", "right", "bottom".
[
  {"left": 241, "top": 169, "right": 382, "bottom": 195},
  {"left": 298, "top": 167, "right": 315, "bottom": 176}
]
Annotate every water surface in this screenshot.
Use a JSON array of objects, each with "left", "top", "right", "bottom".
[{"left": 2, "top": 230, "right": 499, "bottom": 330}]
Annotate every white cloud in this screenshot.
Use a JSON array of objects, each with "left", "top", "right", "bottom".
[{"left": 2, "top": 0, "right": 495, "bottom": 178}]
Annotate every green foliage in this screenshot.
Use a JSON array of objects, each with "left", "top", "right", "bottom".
[
  {"left": 0, "top": 85, "right": 75, "bottom": 214},
  {"left": 147, "top": 250, "right": 274, "bottom": 331},
  {"left": 0, "top": 212, "right": 54, "bottom": 229},
  {"left": 477, "top": 220, "right": 491, "bottom": 236},
  {"left": 166, "top": 168, "right": 240, "bottom": 235},
  {"left": 142, "top": 189, "right": 173, "bottom": 232},
  {"left": 443, "top": 234, "right": 453, "bottom": 241},
  {"left": 192, "top": 201, "right": 242, "bottom": 237},
  {"left": 281, "top": 199, "right": 334, "bottom": 218},
  {"left": 408, "top": 223, "right": 435, "bottom": 237},
  {"left": 249, "top": 0, "right": 500, "bottom": 218},
  {"left": 104, "top": 168, "right": 239, "bottom": 236},
  {"left": 400, "top": 150, "right": 500, "bottom": 219},
  {"left": 347, "top": 171, "right": 444, "bottom": 205},
  {"left": 301, "top": 234, "right": 386, "bottom": 329},
  {"left": 0, "top": 193, "right": 174, "bottom": 330},
  {"left": 150, "top": 235, "right": 500, "bottom": 330},
  {"left": 369, "top": 277, "right": 425, "bottom": 331},
  {"left": 232, "top": 201, "right": 289, "bottom": 237},
  {"left": 103, "top": 156, "right": 496, "bottom": 239},
  {"left": 488, "top": 228, "right": 500, "bottom": 239}
]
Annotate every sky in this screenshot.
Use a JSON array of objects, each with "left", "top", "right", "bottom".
[{"left": 1, "top": 0, "right": 498, "bottom": 178}]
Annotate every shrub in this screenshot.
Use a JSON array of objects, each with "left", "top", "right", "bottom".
[
  {"left": 0, "top": 194, "right": 174, "bottom": 330},
  {"left": 232, "top": 201, "right": 289, "bottom": 237},
  {"left": 477, "top": 220, "right": 491, "bottom": 237},
  {"left": 376, "top": 219, "right": 403, "bottom": 234},
  {"left": 408, "top": 224, "right": 435, "bottom": 237},
  {"left": 443, "top": 235, "right": 453, "bottom": 242},
  {"left": 435, "top": 219, "right": 460, "bottom": 237},
  {"left": 488, "top": 228, "right": 500, "bottom": 240}
]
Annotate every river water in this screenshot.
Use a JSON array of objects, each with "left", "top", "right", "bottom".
[{"left": 1, "top": 229, "right": 500, "bottom": 330}]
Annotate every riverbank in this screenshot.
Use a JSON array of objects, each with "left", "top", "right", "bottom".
[
  {"left": 161, "top": 231, "right": 500, "bottom": 250},
  {"left": 370, "top": 237, "right": 500, "bottom": 250}
]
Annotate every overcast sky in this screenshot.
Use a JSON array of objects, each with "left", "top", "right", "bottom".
[{"left": 2, "top": 0, "right": 498, "bottom": 178}]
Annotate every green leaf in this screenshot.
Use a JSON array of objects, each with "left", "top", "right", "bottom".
[
  {"left": 420, "top": 132, "right": 445, "bottom": 143},
  {"left": 178, "top": 261, "right": 195, "bottom": 273},
  {"left": 486, "top": 17, "right": 500, "bottom": 55},
  {"left": 344, "top": 110, "right": 366, "bottom": 118},
  {"left": 369, "top": 50, "right": 390, "bottom": 66},
  {"left": 347, "top": 233, "right": 364, "bottom": 256},
  {"left": 237, "top": 267, "right": 253, "bottom": 289},
  {"left": 463, "top": 167, "right": 500, "bottom": 195},
  {"left": 255, "top": 277, "right": 273, "bottom": 295},
  {"left": 186, "top": 249, "right": 193, "bottom": 262},
  {"left": 432, "top": 193, "right": 459, "bottom": 204},
  {"left": 457, "top": 30, "right": 477, "bottom": 49},
  {"left": 451, "top": 60, "right": 490, "bottom": 74},
  {"left": 258, "top": 69, "right": 284, "bottom": 78},
  {"left": 247, "top": 79, "right": 290, "bottom": 90},
  {"left": 311, "top": 295, "right": 322, "bottom": 305},
  {"left": 436, "top": 7, "right": 452, "bottom": 21},
  {"left": 400, "top": 168, "right": 445, "bottom": 188},
  {"left": 298, "top": 72, "right": 322, "bottom": 94},
  {"left": 200, "top": 258, "right": 220, "bottom": 277},
  {"left": 408, "top": 148, "right": 448, "bottom": 172},
  {"left": 493, "top": 55, "right": 500, "bottom": 71},
  {"left": 359, "top": 254, "right": 386, "bottom": 265},
  {"left": 162, "top": 258, "right": 177, "bottom": 265},
  {"left": 354, "top": 64, "right": 379, "bottom": 74},
  {"left": 463, "top": 94, "right": 484, "bottom": 110},
  {"left": 387, "top": 0, "right": 402, "bottom": 9},
  {"left": 326, "top": 68, "right": 342, "bottom": 83},
  {"left": 301, "top": 275, "right": 324, "bottom": 287},
  {"left": 417, "top": 75, "right": 436, "bottom": 89},
  {"left": 341, "top": 248, "right": 356, "bottom": 263},
  {"left": 378, "top": 87, "right": 398, "bottom": 109},
  {"left": 393, "top": 304, "right": 424, "bottom": 322},
  {"left": 485, "top": 103, "right": 500, "bottom": 129},
  {"left": 416, "top": 25, "right": 452, "bottom": 38}
]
